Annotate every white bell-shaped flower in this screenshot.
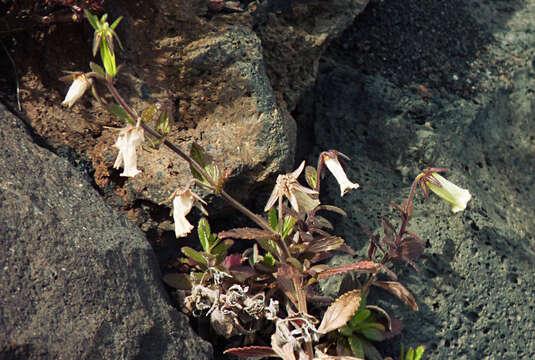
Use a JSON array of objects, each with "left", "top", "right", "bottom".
[
  {"left": 323, "top": 152, "right": 359, "bottom": 197},
  {"left": 172, "top": 189, "right": 195, "bottom": 238},
  {"left": 113, "top": 125, "right": 144, "bottom": 177},
  {"left": 62, "top": 74, "right": 92, "bottom": 108},
  {"left": 426, "top": 173, "right": 472, "bottom": 213}
]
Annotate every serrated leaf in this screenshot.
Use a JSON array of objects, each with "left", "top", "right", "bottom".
[
  {"left": 218, "top": 227, "right": 278, "bottom": 241},
  {"left": 268, "top": 207, "right": 278, "bottom": 230},
  {"left": 381, "top": 217, "right": 397, "bottom": 247},
  {"left": 372, "top": 281, "right": 418, "bottom": 311},
  {"left": 305, "top": 165, "right": 317, "bottom": 189},
  {"left": 181, "top": 246, "right": 208, "bottom": 267},
  {"left": 317, "top": 261, "right": 378, "bottom": 280},
  {"left": 198, "top": 218, "right": 211, "bottom": 253},
  {"left": 162, "top": 273, "right": 192, "bottom": 290},
  {"left": 140, "top": 103, "right": 159, "bottom": 123},
  {"left": 306, "top": 236, "right": 345, "bottom": 253},
  {"left": 107, "top": 104, "right": 135, "bottom": 124},
  {"left": 318, "top": 290, "right": 361, "bottom": 334},
  {"left": 223, "top": 346, "right": 277, "bottom": 358}
]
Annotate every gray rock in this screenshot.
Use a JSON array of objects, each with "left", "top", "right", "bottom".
[
  {"left": 307, "top": 63, "right": 535, "bottom": 359},
  {"left": 0, "top": 104, "right": 212, "bottom": 359}
]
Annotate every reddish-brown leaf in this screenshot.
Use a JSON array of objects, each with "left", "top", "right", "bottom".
[
  {"left": 223, "top": 346, "right": 277, "bottom": 358},
  {"left": 318, "top": 290, "right": 362, "bottom": 333},
  {"left": 316, "top": 261, "right": 378, "bottom": 280},
  {"left": 372, "top": 281, "right": 418, "bottom": 311},
  {"left": 218, "top": 227, "right": 278, "bottom": 240},
  {"left": 306, "top": 236, "right": 345, "bottom": 253}
]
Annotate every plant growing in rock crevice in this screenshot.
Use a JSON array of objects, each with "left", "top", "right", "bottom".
[{"left": 60, "top": 10, "right": 472, "bottom": 360}]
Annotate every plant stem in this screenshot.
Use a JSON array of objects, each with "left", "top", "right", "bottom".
[{"left": 106, "top": 80, "right": 290, "bottom": 255}]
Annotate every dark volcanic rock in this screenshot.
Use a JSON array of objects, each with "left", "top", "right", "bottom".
[
  {"left": 302, "top": 0, "right": 535, "bottom": 358},
  {"left": 0, "top": 104, "right": 212, "bottom": 359}
]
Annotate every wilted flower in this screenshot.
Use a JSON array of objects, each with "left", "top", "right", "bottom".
[
  {"left": 172, "top": 188, "right": 207, "bottom": 238},
  {"left": 322, "top": 151, "right": 359, "bottom": 197},
  {"left": 264, "top": 161, "right": 318, "bottom": 213},
  {"left": 113, "top": 124, "right": 144, "bottom": 177},
  {"left": 61, "top": 73, "right": 93, "bottom": 108},
  {"left": 426, "top": 173, "right": 471, "bottom": 213}
]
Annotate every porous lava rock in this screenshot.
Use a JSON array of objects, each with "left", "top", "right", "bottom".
[{"left": 0, "top": 103, "right": 212, "bottom": 359}]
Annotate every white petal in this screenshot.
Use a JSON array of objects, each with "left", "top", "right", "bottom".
[
  {"left": 173, "top": 191, "right": 195, "bottom": 238},
  {"left": 428, "top": 173, "right": 472, "bottom": 213},
  {"left": 62, "top": 75, "right": 91, "bottom": 108},
  {"left": 324, "top": 156, "right": 359, "bottom": 197},
  {"left": 113, "top": 126, "right": 144, "bottom": 177}
]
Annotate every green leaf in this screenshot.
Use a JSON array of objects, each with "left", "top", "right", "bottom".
[
  {"left": 89, "top": 61, "right": 106, "bottom": 77},
  {"left": 268, "top": 208, "right": 278, "bottom": 230},
  {"left": 263, "top": 252, "right": 276, "bottom": 266},
  {"left": 349, "top": 309, "right": 371, "bottom": 328},
  {"left": 84, "top": 10, "right": 99, "bottom": 30},
  {"left": 189, "top": 142, "right": 209, "bottom": 182},
  {"left": 156, "top": 110, "right": 172, "bottom": 135},
  {"left": 213, "top": 239, "right": 234, "bottom": 265},
  {"left": 406, "top": 347, "right": 414, "bottom": 360},
  {"left": 256, "top": 238, "right": 280, "bottom": 258},
  {"left": 360, "top": 327, "right": 384, "bottom": 342},
  {"left": 339, "top": 325, "right": 353, "bottom": 337},
  {"left": 281, "top": 216, "right": 296, "bottom": 240},
  {"left": 305, "top": 165, "right": 317, "bottom": 189},
  {"left": 414, "top": 345, "right": 425, "bottom": 360},
  {"left": 110, "top": 15, "right": 123, "bottom": 30},
  {"left": 107, "top": 104, "right": 135, "bottom": 124},
  {"left": 181, "top": 246, "right": 208, "bottom": 267},
  {"left": 140, "top": 103, "right": 159, "bottom": 124},
  {"left": 198, "top": 218, "right": 211, "bottom": 253},
  {"left": 100, "top": 39, "right": 117, "bottom": 77},
  {"left": 348, "top": 336, "right": 364, "bottom": 358}
]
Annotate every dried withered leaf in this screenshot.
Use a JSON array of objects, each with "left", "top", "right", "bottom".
[
  {"left": 306, "top": 236, "right": 345, "bottom": 253},
  {"left": 381, "top": 217, "right": 397, "bottom": 246},
  {"left": 276, "top": 264, "right": 298, "bottom": 305},
  {"left": 317, "top": 261, "right": 378, "bottom": 280},
  {"left": 218, "top": 227, "right": 278, "bottom": 241},
  {"left": 318, "top": 289, "right": 361, "bottom": 334},
  {"left": 223, "top": 346, "right": 277, "bottom": 358},
  {"left": 401, "top": 233, "right": 425, "bottom": 261},
  {"left": 372, "top": 281, "right": 418, "bottom": 311}
]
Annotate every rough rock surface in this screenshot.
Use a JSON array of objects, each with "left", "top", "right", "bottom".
[
  {"left": 303, "top": 0, "right": 535, "bottom": 358},
  {"left": 0, "top": 0, "right": 369, "bottom": 234},
  {"left": 0, "top": 104, "right": 212, "bottom": 359}
]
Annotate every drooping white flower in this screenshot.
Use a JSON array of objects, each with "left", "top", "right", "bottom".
[
  {"left": 426, "top": 173, "right": 472, "bottom": 213},
  {"left": 171, "top": 188, "right": 207, "bottom": 238},
  {"left": 62, "top": 73, "right": 93, "bottom": 108},
  {"left": 323, "top": 151, "right": 359, "bottom": 197},
  {"left": 173, "top": 189, "right": 195, "bottom": 238},
  {"left": 113, "top": 124, "right": 144, "bottom": 177}
]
